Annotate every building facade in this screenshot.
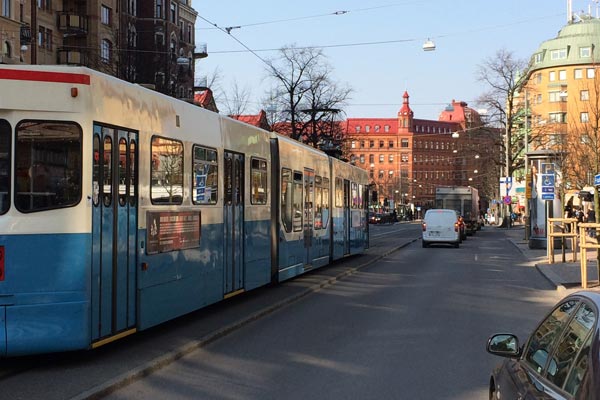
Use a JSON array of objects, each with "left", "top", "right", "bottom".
[
  {"left": 344, "top": 92, "right": 498, "bottom": 214},
  {"left": 521, "top": 14, "right": 600, "bottom": 192},
  {"left": 0, "top": 0, "right": 200, "bottom": 101}
]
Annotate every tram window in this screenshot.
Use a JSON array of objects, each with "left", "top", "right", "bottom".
[
  {"left": 292, "top": 171, "right": 303, "bottom": 232},
  {"left": 92, "top": 134, "right": 100, "bottom": 206},
  {"left": 118, "top": 138, "right": 127, "bottom": 206},
  {"left": 322, "top": 177, "right": 330, "bottom": 229},
  {"left": 103, "top": 135, "right": 112, "bottom": 207},
  {"left": 335, "top": 177, "right": 343, "bottom": 208},
  {"left": 351, "top": 182, "right": 358, "bottom": 209},
  {"left": 151, "top": 136, "right": 183, "bottom": 204},
  {"left": 281, "top": 168, "right": 292, "bottom": 232},
  {"left": 129, "top": 140, "right": 137, "bottom": 206},
  {"left": 314, "top": 176, "right": 322, "bottom": 229},
  {"left": 192, "top": 145, "right": 217, "bottom": 205},
  {"left": 251, "top": 158, "right": 267, "bottom": 205},
  {"left": 0, "top": 120, "right": 11, "bottom": 215},
  {"left": 358, "top": 184, "right": 364, "bottom": 209},
  {"left": 15, "top": 121, "right": 82, "bottom": 213}
]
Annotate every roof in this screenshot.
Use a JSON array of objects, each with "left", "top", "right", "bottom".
[
  {"left": 229, "top": 110, "right": 270, "bottom": 130},
  {"left": 193, "top": 89, "right": 219, "bottom": 113},
  {"left": 528, "top": 17, "right": 600, "bottom": 73}
]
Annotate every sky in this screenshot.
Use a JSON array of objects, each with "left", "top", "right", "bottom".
[{"left": 191, "top": 0, "right": 587, "bottom": 120}]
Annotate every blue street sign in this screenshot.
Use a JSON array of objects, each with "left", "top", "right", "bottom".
[
  {"left": 541, "top": 174, "right": 555, "bottom": 187},
  {"left": 541, "top": 187, "right": 555, "bottom": 193},
  {"left": 542, "top": 193, "right": 555, "bottom": 200},
  {"left": 595, "top": 173, "right": 600, "bottom": 186}
]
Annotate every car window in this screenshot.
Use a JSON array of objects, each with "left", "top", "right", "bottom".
[
  {"left": 551, "top": 302, "right": 595, "bottom": 394},
  {"left": 523, "top": 300, "right": 579, "bottom": 374}
]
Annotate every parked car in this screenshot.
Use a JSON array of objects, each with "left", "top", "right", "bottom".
[
  {"left": 486, "top": 291, "right": 600, "bottom": 399},
  {"left": 421, "top": 209, "right": 460, "bottom": 248}
]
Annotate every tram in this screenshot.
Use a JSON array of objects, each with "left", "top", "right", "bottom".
[{"left": 0, "top": 65, "right": 368, "bottom": 356}]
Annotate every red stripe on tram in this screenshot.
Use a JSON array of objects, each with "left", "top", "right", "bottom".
[{"left": 0, "top": 69, "right": 90, "bottom": 85}]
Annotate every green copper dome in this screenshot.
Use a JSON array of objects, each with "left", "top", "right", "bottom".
[{"left": 528, "top": 17, "right": 600, "bottom": 73}]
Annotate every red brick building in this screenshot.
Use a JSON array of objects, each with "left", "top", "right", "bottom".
[{"left": 344, "top": 92, "right": 497, "bottom": 215}]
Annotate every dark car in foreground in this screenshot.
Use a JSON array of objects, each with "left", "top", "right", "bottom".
[{"left": 486, "top": 291, "right": 599, "bottom": 399}]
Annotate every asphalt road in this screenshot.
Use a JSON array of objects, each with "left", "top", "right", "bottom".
[{"left": 96, "top": 224, "right": 561, "bottom": 400}]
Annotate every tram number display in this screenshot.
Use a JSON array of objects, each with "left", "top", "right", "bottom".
[{"left": 146, "top": 211, "right": 201, "bottom": 255}]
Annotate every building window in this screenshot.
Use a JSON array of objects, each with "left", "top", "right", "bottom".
[
  {"left": 369, "top": 140, "right": 374, "bottom": 148},
  {"left": 580, "top": 47, "right": 591, "bottom": 58},
  {"left": 101, "top": 5, "right": 111, "bottom": 25},
  {"left": 374, "top": 125, "right": 380, "bottom": 132},
  {"left": 2, "top": 40, "right": 10, "bottom": 57},
  {"left": 549, "top": 91, "right": 566, "bottom": 102},
  {"left": 351, "top": 140, "right": 356, "bottom": 149},
  {"left": 535, "top": 94, "right": 542, "bottom": 104},
  {"left": 379, "top": 140, "right": 384, "bottom": 148},
  {"left": 549, "top": 112, "right": 567, "bottom": 123},
  {"left": 379, "top": 154, "right": 384, "bottom": 163},
  {"left": 355, "top": 126, "right": 360, "bottom": 133},
  {"left": 388, "top": 155, "right": 393, "bottom": 163},
  {"left": 369, "top": 154, "right": 374, "bottom": 164},
  {"left": 2, "top": 0, "right": 10, "bottom": 17},
  {"left": 535, "top": 73, "right": 542, "bottom": 84},
  {"left": 401, "top": 153, "right": 409, "bottom": 162},
  {"left": 100, "top": 39, "right": 112, "bottom": 63},
  {"left": 581, "top": 112, "right": 589, "bottom": 123},
  {"left": 581, "top": 90, "right": 589, "bottom": 101},
  {"left": 170, "top": 2, "right": 176, "bottom": 23},
  {"left": 384, "top": 125, "right": 390, "bottom": 132},
  {"left": 156, "top": 0, "right": 162, "bottom": 18},
  {"left": 559, "top": 70, "right": 566, "bottom": 80},
  {"left": 359, "top": 154, "right": 365, "bottom": 164},
  {"left": 401, "top": 138, "right": 409, "bottom": 148},
  {"left": 550, "top": 48, "right": 567, "bottom": 60},
  {"left": 587, "top": 68, "right": 595, "bottom": 79},
  {"left": 389, "top": 140, "right": 394, "bottom": 148},
  {"left": 37, "top": 0, "right": 51, "bottom": 11},
  {"left": 378, "top": 170, "right": 384, "bottom": 179},
  {"left": 534, "top": 53, "right": 543, "bottom": 63},
  {"left": 574, "top": 69, "right": 583, "bottom": 79},
  {"left": 359, "top": 140, "right": 364, "bottom": 148},
  {"left": 365, "top": 125, "right": 370, "bottom": 133},
  {"left": 549, "top": 71, "right": 556, "bottom": 81}
]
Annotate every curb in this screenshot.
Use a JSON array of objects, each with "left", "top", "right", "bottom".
[{"left": 70, "top": 238, "right": 419, "bottom": 400}]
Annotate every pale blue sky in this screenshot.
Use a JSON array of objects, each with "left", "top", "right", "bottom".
[{"left": 191, "top": 1, "right": 583, "bottom": 120}]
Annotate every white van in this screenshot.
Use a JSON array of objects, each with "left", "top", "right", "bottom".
[{"left": 422, "top": 209, "right": 461, "bottom": 248}]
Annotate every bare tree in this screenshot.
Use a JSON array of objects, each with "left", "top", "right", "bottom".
[
  {"left": 476, "top": 49, "right": 529, "bottom": 178},
  {"left": 222, "top": 79, "right": 252, "bottom": 116},
  {"left": 264, "top": 44, "right": 351, "bottom": 152}
]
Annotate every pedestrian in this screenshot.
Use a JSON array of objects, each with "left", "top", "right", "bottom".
[{"left": 587, "top": 209, "right": 596, "bottom": 238}]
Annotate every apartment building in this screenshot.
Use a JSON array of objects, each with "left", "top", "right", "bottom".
[
  {"left": 0, "top": 0, "right": 199, "bottom": 101},
  {"left": 345, "top": 92, "right": 497, "bottom": 211}
]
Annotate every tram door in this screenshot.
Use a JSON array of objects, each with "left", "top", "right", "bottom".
[
  {"left": 304, "top": 169, "right": 315, "bottom": 266},
  {"left": 343, "top": 179, "right": 350, "bottom": 255},
  {"left": 91, "top": 125, "right": 138, "bottom": 341},
  {"left": 223, "top": 151, "right": 244, "bottom": 295}
]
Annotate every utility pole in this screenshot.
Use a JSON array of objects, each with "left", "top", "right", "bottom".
[
  {"left": 30, "top": 0, "right": 36, "bottom": 64},
  {"left": 524, "top": 89, "right": 530, "bottom": 240}
]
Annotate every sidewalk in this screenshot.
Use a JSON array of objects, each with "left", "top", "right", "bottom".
[{"left": 503, "top": 224, "right": 599, "bottom": 294}]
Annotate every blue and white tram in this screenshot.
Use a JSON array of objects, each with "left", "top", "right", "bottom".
[{"left": 0, "top": 65, "right": 367, "bottom": 357}]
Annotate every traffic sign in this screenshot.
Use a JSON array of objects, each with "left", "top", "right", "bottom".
[
  {"left": 542, "top": 193, "right": 555, "bottom": 201},
  {"left": 595, "top": 173, "right": 600, "bottom": 186},
  {"left": 541, "top": 174, "right": 555, "bottom": 187},
  {"left": 503, "top": 195, "right": 512, "bottom": 205},
  {"left": 541, "top": 187, "right": 555, "bottom": 193}
]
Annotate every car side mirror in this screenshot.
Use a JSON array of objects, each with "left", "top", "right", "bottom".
[{"left": 487, "top": 333, "right": 521, "bottom": 358}]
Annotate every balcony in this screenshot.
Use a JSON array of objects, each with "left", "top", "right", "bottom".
[
  {"left": 57, "top": 49, "right": 87, "bottom": 65},
  {"left": 57, "top": 13, "right": 88, "bottom": 36},
  {"left": 194, "top": 43, "right": 208, "bottom": 59}
]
